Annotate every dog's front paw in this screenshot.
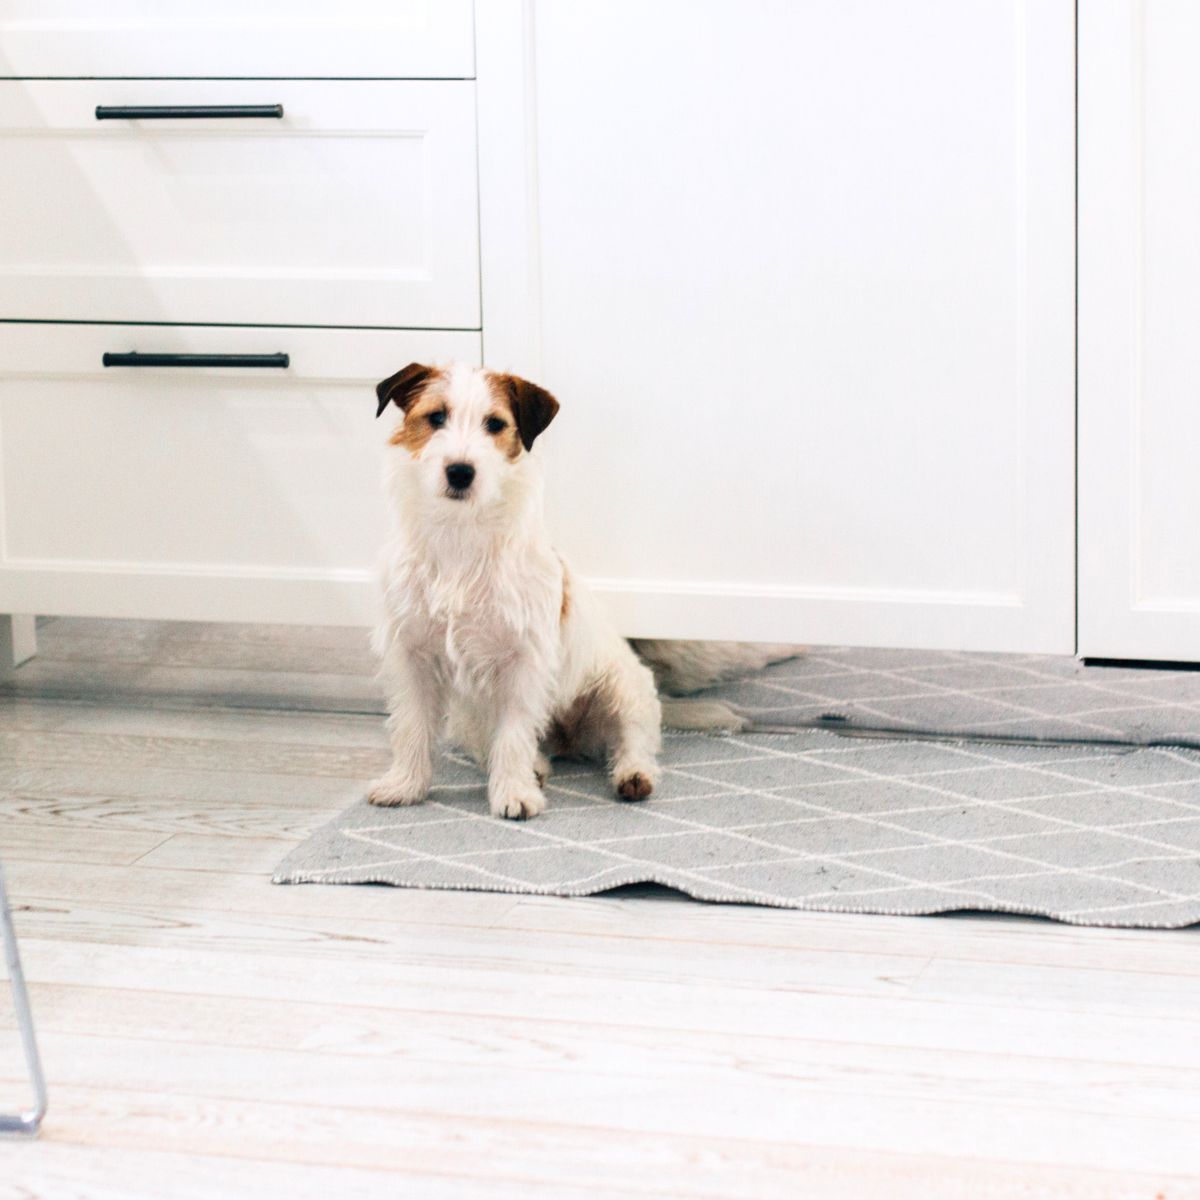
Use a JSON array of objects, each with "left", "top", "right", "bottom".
[
  {"left": 367, "top": 770, "right": 430, "bottom": 808},
  {"left": 490, "top": 784, "right": 546, "bottom": 821},
  {"left": 534, "top": 752, "right": 553, "bottom": 789},
  {"left": 614, "top": 766, "right": 656, "bottom": 802}
]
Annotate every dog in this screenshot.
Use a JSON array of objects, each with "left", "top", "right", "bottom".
[
  {"left": 369, "top": 362, "right": 800, "bottom": 819},
  {"left": 369, "top": 362, "right": 661, "bottom": 820}
]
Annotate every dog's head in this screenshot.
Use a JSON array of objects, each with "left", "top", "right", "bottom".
[{"left": 375, "top": 362, "right": 559, "bottom": 509}]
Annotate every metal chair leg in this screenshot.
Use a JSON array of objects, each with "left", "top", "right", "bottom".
[{"left": 0, "top": 861, "right": 47, "bottom": 1135}]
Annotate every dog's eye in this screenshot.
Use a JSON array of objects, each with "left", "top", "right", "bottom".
[
  {"left": 427, "top": 409, "right": 447, "bottom": 429},
  {"left": 485, "top": 416, "right": 507, "bottom": 434}
]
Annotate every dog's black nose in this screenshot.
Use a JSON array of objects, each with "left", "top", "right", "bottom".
[{"left": 445, "top": 462, "right": 476, "bottom": 491}]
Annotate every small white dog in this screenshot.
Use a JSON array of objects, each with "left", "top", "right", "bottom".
[
  {"left": 369, "top": 361, "right": 801, "bottom": 820},
  {"left": 369, "top": 362, "right": 663, "bottom": 820}
]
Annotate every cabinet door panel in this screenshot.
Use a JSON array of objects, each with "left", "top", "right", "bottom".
[
  {"left": 505, "top": 0, "right": 1074, "bottom": 650},
  {"left": 1080, "top": 0, "right": 1200, "bottom": 660}
]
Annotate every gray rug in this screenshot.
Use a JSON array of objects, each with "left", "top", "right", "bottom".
[
  {"left": 717, "top": 647, "right": 1200, "bottom": 745},
  {"left": 275, "top": 730, "right": 1200, "bottom": 928}
]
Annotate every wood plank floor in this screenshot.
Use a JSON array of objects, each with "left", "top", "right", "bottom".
[{"left": 1, "top": 618, "right": 1198, "bottom": 1199}]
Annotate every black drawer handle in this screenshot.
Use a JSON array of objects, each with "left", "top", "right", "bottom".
[
  {"left": 95, "top": 104, "right": 284, "bottom": 121},
  {"left": 102, "top": 352, "right": 290, "bottom": 369}
]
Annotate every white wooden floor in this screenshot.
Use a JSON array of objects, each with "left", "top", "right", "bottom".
[{"left": 1, "top": 618, "right": 1198, "bottom": 1199}]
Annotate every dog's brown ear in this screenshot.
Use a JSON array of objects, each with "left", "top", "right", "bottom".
[
  {"left": 375, "top": 363, "right": 435, "bottom": 418},
  {"left": 503, "top": 375, "right": 560, "bottom": 451}
]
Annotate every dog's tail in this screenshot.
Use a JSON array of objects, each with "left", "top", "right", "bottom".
[
  {"left": 631, "top": 639, "right": 804, "bottom": 696},
  {"left": 631, "top": 640, "right": 804, "bottom": 734}
]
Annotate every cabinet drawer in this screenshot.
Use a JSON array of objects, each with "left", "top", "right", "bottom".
[
  {"left": 0, "top": 1, "right": 474, "bottom": 79},
  {"left": 0, "top": 80, "right": 480, "bottom": 328},
  {"left": 0, "top": 324, "right": 481, "bottom": 624}
]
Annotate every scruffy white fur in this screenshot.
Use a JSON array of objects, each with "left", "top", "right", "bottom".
[{"left": 369, "top": 362, "right": 662, "bottom": 820}]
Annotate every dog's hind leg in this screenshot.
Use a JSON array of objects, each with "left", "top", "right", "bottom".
[{"left": 603, "top": 655, "right": 663, "bottom": 802}]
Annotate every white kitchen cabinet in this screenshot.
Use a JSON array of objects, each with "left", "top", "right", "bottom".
[
  {"left": 0, "top": 3, "right": 483, "bottom": 644},
  {"left": 1079, "top": 0, "right": 1200, "bottom": 661},
  {"left": 481, "top": 0, "right": 1076, "bottom": 651},
  {"left": 0, "top": 2, "right": 1089, "bottom": 655},
  {"left": 0, "top": 80, "right": 480, "bottom": 328}
]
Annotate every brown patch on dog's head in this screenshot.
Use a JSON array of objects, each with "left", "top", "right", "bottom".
[
  {"left": 377, "top": 365, "right": 450, "bottom": 457},
  {"left": 375, "top": 363, "right": 439, "bottom": 419},
  {"left": 481, "top": 405, "right": 523, "bottom": 462},
  {"left": 487, "top": 371, "right": 560, "bottom": 452}
]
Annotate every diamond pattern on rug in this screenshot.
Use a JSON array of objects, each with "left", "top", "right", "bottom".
[
  {"left": 275, "top": 731, "right": 1200, "bottom": 928},
  {"left": 710, "top": 648, "right": 1200, "bottom": 745}
]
